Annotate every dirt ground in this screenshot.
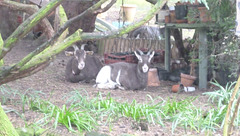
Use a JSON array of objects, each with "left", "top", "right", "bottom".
[{"left": 1, "top": 35, "right": 223, "bottom": 136}]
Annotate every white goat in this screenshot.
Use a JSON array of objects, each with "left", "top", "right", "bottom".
[{"left": 95, "top": 50, "right": 155, "bottom": 90}]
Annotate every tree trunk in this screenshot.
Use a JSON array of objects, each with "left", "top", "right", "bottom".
[
  {"left": 0, "top": 33, "right": 3, "bottom": 66},
  {"left": 171, "top": 28, "right": 189, "bottom": 64},
  {"left": 0, "top": 104, "right": 19, "bottom": 136},
  {"left": 62, "top": 0, "right": 100, "bottom": 34}
]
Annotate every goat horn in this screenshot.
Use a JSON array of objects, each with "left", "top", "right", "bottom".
[
  {"left": 136, "top": 49, "right": 144, "bottom": 55},
  {"left": 81, "top": 44, "right": 88, "bottom": 50},
  {"left": 73, "top": 44, "right": 79, "bottom": 51}
]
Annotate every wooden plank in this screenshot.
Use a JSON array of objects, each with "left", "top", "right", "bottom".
[
  {"left": 127, "top": 38, "right": 132, "bottom": 52},
  {"left": 104, "top": 39, "right": 109, "bottom": 53},
  {"left": 159, "top": 23, "right": 216, "bottom": 29},
  {"left": 124, "top": 39, "right": 129, "bottom": 52},
  {"left": 143, "top": 39, "right": 147, "bottom": 49},
  {"left": 109, "top": 39, "right": 114, "bottom": 53},
  {"left": 130, "top": 38, "right": 134, "bottom": 52},
  {"left": 155, "top": 40, "right": 158, "bottom": 50},
  {"left": 134, "top": 39, "right": 139, "bottom": 50},
  {"left": 100, "top": 38, "right": 165, "bottom": 54},
  {"left": 120, "top": 38, "right": 123, "bottom": 52},
  {"left": 103, "top": 39, "right": 107, "bottom": 53},
  {"left": 152, "top": 40, "right": 156, "bottom": 50},
  {"left": 147, "top": 39, "right": 152, "bottom": 49},
  {"left": 123, "top": 38, "right": 127, "bottom": 52},
  {"left": 117, "top": 38, "right": 121, "bottom": 52},
  {"left": 97, "top": 39, "right": 105, "bottom": 55},
  {"left": 155, "top": 39, "right": 158, "bottom": 50},
  {"left": 107, "top": 39, "right": 111, "bottom": 53}
]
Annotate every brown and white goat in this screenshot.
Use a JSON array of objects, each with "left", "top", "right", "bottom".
[
  {"left": 65, "top": 45, "right": 103, "bottom": 83},
  {"left": 95, "top": 50, "right": 155, "bottom": 90}
]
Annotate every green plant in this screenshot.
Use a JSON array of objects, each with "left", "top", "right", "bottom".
[
  {"left": 206, "top": 0, "right": 238, "bottom": 82},
  {"left": 52, "top": 104, "right": 97, "bottom": 132},
  {"left": 203, "top": 81, "right": 238, "bottom": 108},
  {"left": 203, "top": 80, "right": 240, "bottom": 134},
  {"left": 4, "top": 85, "right": 240, "bottom": 134},
  {"left": 29, "top": 98, "right": 54, "bottom": 113},
  {"left": 171, "top": 107, "right": 203, "bottom": 133},
  {"left": 162, "top": 97, "right": 197, "bottom": 116},
  {"left": 0, "top": 85, "right": 18, "bottom": 105},
  {"left": 187, "top": 6, "right": 200, "bottom": 23}
]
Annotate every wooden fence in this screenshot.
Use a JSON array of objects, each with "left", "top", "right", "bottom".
[{"left": 97, "top": 38, "right": 165, "bottom": 54}]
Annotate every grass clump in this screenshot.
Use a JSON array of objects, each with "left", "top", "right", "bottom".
[
  {"left": 203, "top": 81, "right": 240, "bottom": 130},
  {"left": 1, "top": 80, "right": 240, "bottom": 135},
  {"left": 51, "top": 104, "right": 97, "bottom": 132},
  {"left": 67, "top": 90, "right": 165, "bottom": 126}
]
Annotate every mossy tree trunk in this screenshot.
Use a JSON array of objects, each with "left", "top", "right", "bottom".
[
  {"left": 0, "top": 103, "right": 19, "bottom": 136},
  {"left": 0, "top": 33, "right": 3, "bottom": 66}
]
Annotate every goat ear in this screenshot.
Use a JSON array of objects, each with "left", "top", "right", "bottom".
[
  {"left": 86, "top": 51, "right": 94, "bottom": 55},
  {"left": 65, "top": 51, "right": 74, "bottom": 56},
  {"left": 134, "top": 51, "right": 142, "bottom": 62},
  {"left": 148, "top": 51, "right": 155, "bottom": 63}
]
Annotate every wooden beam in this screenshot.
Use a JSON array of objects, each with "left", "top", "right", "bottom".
[{"left": 198, "top": 28, "right": 208, "bottom": 89}]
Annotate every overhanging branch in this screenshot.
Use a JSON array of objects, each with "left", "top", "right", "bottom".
[
  {"left": 94, "top": 0, "right": 117, "bottom": 14},
  {"left": 0, "top": 0, "right": 54, "bottom": 39},
  {"left": 0, "top": 0, "right": 64, "bottom": 60}
]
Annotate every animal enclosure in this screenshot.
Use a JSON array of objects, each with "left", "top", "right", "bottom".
[
  {"left": 97, "top": 38, "right": 165, "bottom": 54},
  {"left": 97, "top": 38, "right": 165, "bottom": 64}
]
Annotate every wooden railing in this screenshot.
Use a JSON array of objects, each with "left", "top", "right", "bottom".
[{"left": 97, "top": 38, "right": 165, "bottom": 54}]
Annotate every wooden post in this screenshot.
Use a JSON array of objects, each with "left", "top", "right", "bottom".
[
  {"left": 198, "top": 28, "right": 208, "bottom": 89},
  {"left": 165, "top": 27, "right": 171, "bottom": 72}
]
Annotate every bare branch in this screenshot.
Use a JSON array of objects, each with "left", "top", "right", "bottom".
[
  {"left": 94, "top": 0, "right": 117, "bottom": 14},
  {"left": 0, "top": 61, "right": 51, "bottom": 85},
  {"left": 145, "top": 0, "right": 157, "bottom": 4}
]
